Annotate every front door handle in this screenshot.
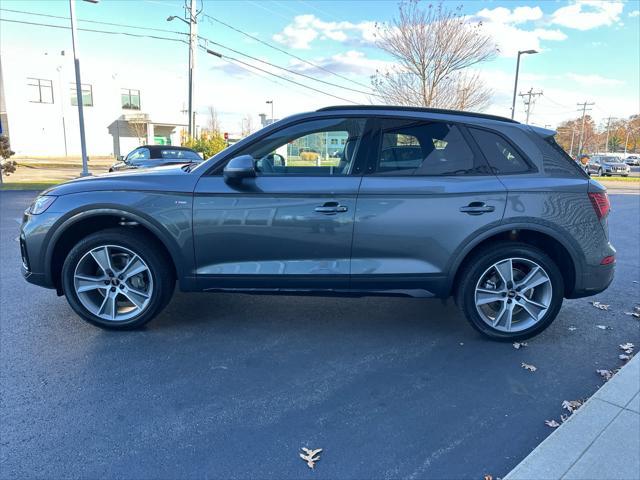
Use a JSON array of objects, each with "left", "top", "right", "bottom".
[
  {"left": 314, "top": 202, "right": 348, "bottom": 215},
  {"left": 459, "top": 202, "right": 495, "bottom": 215}
]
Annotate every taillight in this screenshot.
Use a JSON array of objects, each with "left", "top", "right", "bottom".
[{"left": 588, "top": 192, "right": 610, "bottom": 219}]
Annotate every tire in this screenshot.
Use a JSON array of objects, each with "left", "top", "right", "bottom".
[
  {"left": 62, "top": 228, "right": 175, "bottom": 329},
  {"left": 597, "top": 168, "right": 603, "bottom": 176},
  {"left": 456, "top": 242, "right": 564, "bottom": 341}
]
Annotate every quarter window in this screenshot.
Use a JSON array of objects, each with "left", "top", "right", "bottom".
[
  {"left": 469, "top": 128, "right": 531, "bottom": 174},
  {"left": 121, "top": 88, "right": 141, "bottom": 110},
  {"left": 233, "top": 117, "right": 366, "bottom": 176},
  {"left": 374, "top": 120, "right": 478, "bottom": 175},
  {"left": 70, "top": 83, "right": 93, "bottom": 106},
  {"left": 27, "top": 78, "right": 54, "bottom": 104}
]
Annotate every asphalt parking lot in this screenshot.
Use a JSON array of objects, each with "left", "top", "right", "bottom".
[{"left": 1, "top": 190, "right": 639, "bottom": 480}]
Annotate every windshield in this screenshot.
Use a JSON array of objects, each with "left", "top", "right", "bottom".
[
  {"left": 160, "top": 149, "right": 202, "bottom": 161},
  {"left": 602, "top": 156, "right": 622, "bottom": 163}
]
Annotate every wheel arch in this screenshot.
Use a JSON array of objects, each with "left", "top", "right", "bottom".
[
  {"left": 45, "top": 208, "right": 185, "bottom": 294},
  {"left": 446, "top": 222, "right": 583, "bottom": 298}
]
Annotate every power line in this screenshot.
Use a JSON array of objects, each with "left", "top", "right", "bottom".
[
  {"left": 0, "top": 7, "right": 188, "bottom": 35},
  {"left": 0, "top": 18, "right": 188, "bottom": 44},
  {"left": 198, "top": 35, "right": 381, "bottom": 98},
  {"left": 202, "top": 46, "right": 358, "bottom": 104},
  {"left": 518, "top": 88, "right": 543, "bottom": 124},
  {"left": 201, "top": 13, "right": 377, "bottom": 92}
]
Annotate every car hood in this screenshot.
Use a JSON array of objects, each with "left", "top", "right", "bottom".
[{"left": 42, "top": 164, "right": 199, "bottom": 196}]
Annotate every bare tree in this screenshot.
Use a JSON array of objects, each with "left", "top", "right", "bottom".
[
  {"left": 128, "top": 119, "right": 147, "bottom": 146},
  {"left": 207, "top": 106, "right": 220, "bottom": 134},
  {"left": 372, "top": 0, "right": 497, "bottom": 111}
]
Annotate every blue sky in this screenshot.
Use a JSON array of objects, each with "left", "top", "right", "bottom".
[{"left": 1, "top": 0, "right": 639, "bottom": 131}]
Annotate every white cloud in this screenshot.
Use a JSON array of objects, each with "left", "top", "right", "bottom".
[
  {"left": 551, "top": 0, "right": 624, "bottom": 30},
  {"left": 565, "top": 73, "right": 624, "bottom": 87},
  {"left": 288, "top": 50, "right": 394, "bottom": 77},
  {"left": 473, "top": 7, "right": 567, "bottom": 57},
  {"left": 272, "top": 14, "right": 376, "bottom": 49},
  {"left": 629, "top": 10, "right": 640, "bottom": 18}
]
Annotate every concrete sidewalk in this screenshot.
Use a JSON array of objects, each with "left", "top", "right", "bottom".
[{"left": 506, "top": 355, "right": 640, "bottom": 480}]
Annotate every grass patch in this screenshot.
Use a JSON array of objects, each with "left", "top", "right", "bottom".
[
  {"left": 596, "top": 176, "right": 640, "bottom": 183},
  {"left": 0, "top": 181, "right": 60, "bottom": 191}
]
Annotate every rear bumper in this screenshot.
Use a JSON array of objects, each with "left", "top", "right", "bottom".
[{"left": 567, "top": 262, "right": 615, "bottom": 299}]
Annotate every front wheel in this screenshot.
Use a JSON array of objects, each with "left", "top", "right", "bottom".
[
  {"left": 457, "top": 243, "right": 564, "bottom": 341},
  {"left": 62, "top": 229, "right": 174, "bottom": 329}
]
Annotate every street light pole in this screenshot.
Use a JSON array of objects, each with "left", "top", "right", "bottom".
[
  {"left": 266, "top": 100, "right": 273, "bottom": 124},
  {"left": 69, "top": 0, "right": 93, "bottom": 176},
  {"left": 511, "top": 49, "right": 538, "bottom": 120},
  {"left": 187, "top": 0, "right": 197, "bottom": 138}
]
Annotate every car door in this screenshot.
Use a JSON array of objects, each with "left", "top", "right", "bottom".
[
  {"left": 351, "top": 117, "right": 507, "bottom": 296},
  {"left": 193, "top": 117, "right": 370, "bottom": 290}
]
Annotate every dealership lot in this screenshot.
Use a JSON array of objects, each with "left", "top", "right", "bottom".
[{"left": 1, "top": 190, "right": 638, "bottom": 479}]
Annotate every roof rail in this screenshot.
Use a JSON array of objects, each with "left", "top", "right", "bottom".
[{"left": 316, "top": 105, "right": 519, "bottom": 124}]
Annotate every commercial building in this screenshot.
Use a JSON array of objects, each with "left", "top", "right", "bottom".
[{"left": 0, "top": 47, "right": 189, "bottom": 157}]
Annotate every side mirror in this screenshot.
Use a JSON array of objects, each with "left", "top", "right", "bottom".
[{"left": 224, "top": 155, "right": 256, "bottom": 183}]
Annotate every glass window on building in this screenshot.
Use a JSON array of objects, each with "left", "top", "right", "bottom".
[
  {"left": 27, "top": 78, "right": 54, "bottom": 104},
  {"left": 121, "top": 88, "right": 140, "bottom": 110},
  {"left": 70, "top": 83, "right": 93, "bottom": 106}
]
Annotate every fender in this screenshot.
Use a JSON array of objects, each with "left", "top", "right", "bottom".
[
  {"left": 43, "top": 205, "right": 191, "bottom": 288},
  {"left": 444, "top": 219, "right": 585, "bottom": 296}
]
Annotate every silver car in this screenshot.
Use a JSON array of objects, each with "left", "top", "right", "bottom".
[{"left": 586, "top": 155, "right": 630, "bottom": 177}]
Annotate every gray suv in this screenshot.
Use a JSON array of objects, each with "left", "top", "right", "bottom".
[{"left": 20, "top": 106, "right": 615, "bottom": 340}]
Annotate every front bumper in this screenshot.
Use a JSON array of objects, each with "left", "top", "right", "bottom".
[{"left": 20, "top": 210, "right": 61, "bottom": 290}]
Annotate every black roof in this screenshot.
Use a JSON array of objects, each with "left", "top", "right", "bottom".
[
  {"left": 141, "top": 145, "right": 196, "bottom": 152},
  {"left": 316, "top": 105, "right": 519, "bottom": 124}
]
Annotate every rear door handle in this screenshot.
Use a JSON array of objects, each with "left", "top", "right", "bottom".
[
  {"left": 459, "top": 202, "right": 495, "bottom": 215},
  {"left": 314, "top": 202, "right": 348, "bottom": 215}
]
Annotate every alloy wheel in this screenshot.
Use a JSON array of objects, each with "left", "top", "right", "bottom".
[
  {"left": 474, "top": 257, "right": 553, "bottom": 333},
  {"left": 73, "top": 244, "right": 153, "bottom": 322}
]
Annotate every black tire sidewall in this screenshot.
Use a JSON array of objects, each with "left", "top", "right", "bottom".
[
  {"left": 62, "top": 229, "right": 173, "bottom": 329},
  {"left": 458, "top": 243, "right": 564, "bottom": 341}
]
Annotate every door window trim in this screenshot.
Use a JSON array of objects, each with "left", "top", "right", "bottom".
[{"left": 203, "top": 115, "right": 376, "bottom": 177}]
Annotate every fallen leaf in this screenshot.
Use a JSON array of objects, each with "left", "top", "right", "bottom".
[
  {"left": 561, "top": 414, "right": 569, "bottom": 423},
  {"left": 591, "top": 301, "right": 610, "bottom": 310},
  {"left": 596, "top": 325, "right": 612, "bottom": 330},
  {"left": 623, "top": 311, "right": 640, "bottom": 319},
  {"left": 545, "top": 419, "right": 560, "bottom": 428},
  {"left": 513, "top": 342, "right": 528, "bottom": 349},
  {"left": 521, "top": 362, "right": 537, "bottom": 372},
  {"left": 568, "top": 326, "right": 578, "bottom": 331},
  {"left": 633, "top": 281, "right": 639, "bottom": 284},
  {"left": 562, "top": 400, "right": 583, "bottom": 413},
  {"left": 300, "top": 447, "right": 322, "bottom": 469},
  {"left": 619, "top": 343, "right": 635, "bottom": 354},
  {"left": 484, "top": 475, "right": 493, "bottom": 480},
  {"left": 597, "top": 369, "right": 613, "bottom": 380},
  {"left": 620, "top": 354, "right": 631, "bottom": 361}
]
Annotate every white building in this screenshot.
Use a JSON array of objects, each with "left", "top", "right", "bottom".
[{"left": 0, "top": 47, "right": 189, "bottom": 157}]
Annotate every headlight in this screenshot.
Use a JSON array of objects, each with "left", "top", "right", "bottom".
[{"left": 29, "top": 195, "right": 56, "bottom": 214}]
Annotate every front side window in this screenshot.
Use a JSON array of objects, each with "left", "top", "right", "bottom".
[
  {"left": 127, "top": 148, "right": 150, "bottom": 163},
  {"left": 469, "top": 128, "right": 531, "bottom": 174},
  {"left": 374, "top": 119, "right": 477, "bottom": 175},
  {"left": 121, "top": 88, "right": 140, "bottom": 110},
  {"left": 27, "top": 78, "right": 53, "bottom": 104},
  {"left": 234, "top": 117, "right": 366, "bottom": 176},
  {"left": 70, "top": 83, "right": 93, "bottom": 106}
]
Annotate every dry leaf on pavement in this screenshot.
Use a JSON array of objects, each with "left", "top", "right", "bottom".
[
  {"left": 624, "top": 311, "right": 640, "bottom": 319},
  {"left": 299, "top": 447, "right": 322, "bottom": 469},
  {"left": 483, "top": 475, "right": 493, "bottom": 480},
  {"left": 545, "top": 419, "right": 560, "bottom": 428},
  {"left": 596, "top": 325, "right": 612, "bottom": 330},
  {"left": 521, "top": 362, "right": 537, "bottom": 372},
  {"left": 619, "top": 343, "right": 635, "bottom": 354},
  {"left": 568, "top": 326, "right": 577, "bottom": 331},
  {"left": 513, "top": 342, "right": 528, "bottom": 349},
  {"left": 597, "top": 369, "right": 613, "bottom": 380},
  {"left": 561, "top": 414, "right": 569, "bottom": 423},
  {"left": 620, "top": 354, "right": 631, "bottom": 361},
  {"left": 562, "top": 400, "right": 583, "bottom": 413},
  {"left": 591, "top": 301, "right": 610, "bottom": 310}
]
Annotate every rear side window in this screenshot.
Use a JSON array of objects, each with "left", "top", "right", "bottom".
[
  {"left": 469, "top": 128, "right": 531, "bottom": 174},
  {"left": 374, "top": 120, "right": 479, "bottom": 176}
]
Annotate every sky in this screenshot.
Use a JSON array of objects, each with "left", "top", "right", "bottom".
[{"left": 1, "top": 0, "right": 639, "bottom": 133}]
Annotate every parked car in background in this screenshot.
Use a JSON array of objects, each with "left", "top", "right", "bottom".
[
  {"left": 585, "top": 155, "right": 630, "bottom": 177},
  {"left": 624, "top": 155, "right": 640, "bottom": 166},
  {"left": 109, "top": 145, "right": 202, "bottom": 172},
  {"left": 20, "top": 106, "right": 615, "bottom": 341}
]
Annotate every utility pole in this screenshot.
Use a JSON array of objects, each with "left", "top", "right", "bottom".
[
  {"left": 187, "top": 0, "right": 198, "bottom": 138},
  {"left": 69, "top": 0, "right": 90, "bottom": 176},
  {"left": 518, "top": 87, "right": 543, "bottom": 124},
  {"left": 577, "top": 101, "right": 595, "bottom": 156},
  {"left": 569, "top": 128, "right": 577, "bottom": 157},
  {"left": 266, "top": 100, "right": 274, "bottom": 124},
  {"left": 604, "top": 116, "right": 613, "bottom": 153}
]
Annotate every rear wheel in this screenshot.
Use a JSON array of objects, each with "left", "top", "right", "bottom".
[
  {"left": 62, "top": 229, "right": 174, "bottom": 329},
  {"left": 457, "top": 242, "right": 564, "bottom": 341},
  {"left": 598, "top": 167, "right": 603, "bottom": 176}
]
